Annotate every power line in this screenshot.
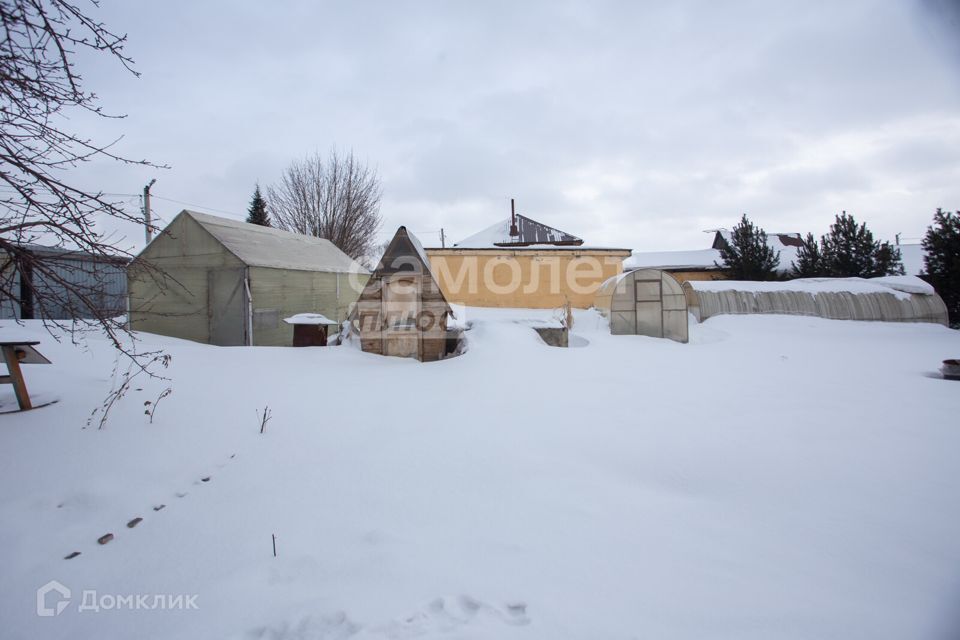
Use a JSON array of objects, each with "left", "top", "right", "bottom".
[{"left": 149, "top": 195, "right": 243, "bottom": 218}]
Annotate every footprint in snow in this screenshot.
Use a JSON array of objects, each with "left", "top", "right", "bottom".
[{"left": 385, "top": 595, "right": 529, "bottom": 637}]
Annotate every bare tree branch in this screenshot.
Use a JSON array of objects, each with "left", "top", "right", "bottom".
[
  {"left": 268, "top": 149, "right": 382, "bottom": 260},
  {"left": 0, "top": 0, "right": 170, "bottom": 420}
]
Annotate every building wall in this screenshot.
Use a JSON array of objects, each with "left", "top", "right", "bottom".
[
  {"left": 0, "top": 250, "right": 127, "bottom": 320},
  {"left": 426, "top": 249, "right": 630, "bottom": 309},
  {"left": 128, "top": 214, "right": 243, "bottom": 343},
  {"left": 248, "top": 267, "right": 368, "bottom": 346},
  {"left": 662, "top": 269, "right": 724, "bottom": 284}
]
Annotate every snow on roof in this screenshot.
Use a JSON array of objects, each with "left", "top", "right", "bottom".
[
  {"left": 687, "top": 275, "right": 934, "bottom": 300},
  {"left": 283, "top": 313, "right": 337, "bottom": 325},
  {"left": 453, "top": 214, "right": 583, "bottom": 248},
  {"left": 626, "top": 248, "right": 722, "bottom": 270},
  {"left": 184, "top": 210, "right": 369, "bottom": 274},
  {"left": 629, "top": 236, "right": 926, "bottom": 276},
  {"left": 627, "top": 244, "right": 802, "bottom": 272}
]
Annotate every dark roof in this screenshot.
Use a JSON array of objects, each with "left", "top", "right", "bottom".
[
  {"left": 454, "top": 214, "right": 584, "bottom": 248},
  {"left": 501, "top": 214, "right": 583, "bottom": 247}
]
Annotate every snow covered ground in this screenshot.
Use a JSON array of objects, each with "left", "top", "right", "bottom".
[{"left": 1, "top": 311, "right": 960, "bottom": 639}]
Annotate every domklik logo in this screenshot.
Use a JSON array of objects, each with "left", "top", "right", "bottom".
[{"left": 36, "top": 580, "right": 71, "bottom": 617}]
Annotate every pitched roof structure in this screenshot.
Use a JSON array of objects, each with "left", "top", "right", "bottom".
[
  {"left": 627, "top": 231, "right": 803, "bottom": 273},
  {"left": 367, "top": 226, "right": 453, "bottom": 316},
  {"left": 374, "top": 227, "right": 450, "bottom": 312},
  {"left": 181, "top": 210, "right": 368, "bottom": 274},
  {"left": 453, "top": 214, "right": 583, "bottom": 248}
]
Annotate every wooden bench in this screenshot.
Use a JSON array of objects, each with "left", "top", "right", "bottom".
[{"left": 0, "top": 341, "right": 51, "bottom": 411}]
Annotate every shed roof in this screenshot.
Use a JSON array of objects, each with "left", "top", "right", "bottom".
[
  {"left": 372, "top": 226, "right": 452, "bottom": 313},
  {"left": 181, "top": 210, "right": 369, "bottom": 274}
]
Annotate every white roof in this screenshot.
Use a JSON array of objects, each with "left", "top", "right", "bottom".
[
  {"left": 628, "top": 246, "right": 803, "bottom": 271},
  {"left": 626, "top": 248, "right": 723, "bottom": 270},
  {"left": 628, "top": 237, "right": 925, "bottom": 276},
  {"left": 284, "top": 313, "right": 337, "bottom": 325},
  {"left": 185, "top": 210, "right": 369, "bottom": 274},
  {"left": 454, "top": 218, "right": 514, "bottom": 248}
]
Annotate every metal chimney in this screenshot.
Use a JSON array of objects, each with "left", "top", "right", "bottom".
[{"left": 509, "top": 198, "right": 519, "bottom": 237}]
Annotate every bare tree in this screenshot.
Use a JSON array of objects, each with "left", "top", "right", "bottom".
[
  {"left": 0, "top": 0, "right": 171, "bottom": 426},
  {"left": 268, "top": 149, "right": 382, "bottom": 260},
  {"left": 0, "top": 0, "right": 165, "bottom": 348}
]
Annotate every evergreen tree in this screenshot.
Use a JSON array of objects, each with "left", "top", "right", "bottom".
[
  {"left": 820, "top": 211, "right": 903, "bottom": 277},
  {"left": 791, "top": 232, "right": 825, "bottom": 278},
  {"left": 874, "top": 242, "right": 905, "bottom": 277},
  {"left": 246, "top": 185, "right": 270, "bottom": 226},
  {"left": 715, "top": 214, "right": 781, "bottom": 280},
  {"left": 923, "top": 208, "right": 960, "bottom": 326}
]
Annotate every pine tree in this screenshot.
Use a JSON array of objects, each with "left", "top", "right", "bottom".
[
  {"left": 715, "top": 214, "right": 781, "bottom": 280},
  {"left": 874, "top": 242, "right": 905, "bottom": 277},
  {"left": 923, "top": 208, "right": 960, "bottom": 326},
  {"left": 246, "top": 185, "right": 270, "bottom": 226},
  {"left": 792, "top": 232, "right": 825, "bottom": 278},
  {"left": 820, "top": 211, "right": 903, "bottom": 277}
]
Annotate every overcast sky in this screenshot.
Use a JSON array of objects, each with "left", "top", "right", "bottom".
[{"left": 70, "top": 0, "right": 960, "bottom": 253}]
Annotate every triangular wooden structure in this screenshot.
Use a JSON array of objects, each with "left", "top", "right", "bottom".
[{"left": 356, "top": 227, "right": 453, "bottom": 362}]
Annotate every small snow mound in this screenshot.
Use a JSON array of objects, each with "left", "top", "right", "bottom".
[
  {"left": 868, "top": 275, "right": 935, "bottom": 296},
  {"left": 569, "top": 334, "right": 590, "bottom": 348}
]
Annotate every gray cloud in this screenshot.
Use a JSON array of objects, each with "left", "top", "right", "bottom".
[{"left": 65, "top": 0, "right": 960, "bottom": 253}]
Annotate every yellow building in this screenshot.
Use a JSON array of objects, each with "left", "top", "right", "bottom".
[{"left": 425, "top": 206, "right": 631, "bottom": 309}]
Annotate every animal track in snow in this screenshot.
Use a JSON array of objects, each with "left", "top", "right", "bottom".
[
  {"left": 61, "top": 451, "right": 239, "bottom": 559},
  {"left": 384, "top": 595, "right": 529, "bottom": 637}
]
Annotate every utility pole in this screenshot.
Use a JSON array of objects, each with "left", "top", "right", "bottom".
[
  {"left": 440, "top": 228, "right": 446, "bottom": 248},
  {"left": 143, "top": 178, "right": 157, "bottom": 244}
]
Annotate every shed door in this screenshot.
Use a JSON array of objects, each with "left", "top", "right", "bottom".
[
  {"left": 634, "top": 279, "right": 663, "bottom": 337},
  {"left": 208, "top": 268, "right": 247, "bottom": 346},
  {"left": 382, "top": 276, "right": 419, "bottom": 359}
]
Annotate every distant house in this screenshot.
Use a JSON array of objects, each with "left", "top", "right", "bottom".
[
  {"left": 425, "top": 201, "right": 631, "bottom": 309},
  {"left": 0, "top": 244, "right": 127, "bottom": 320},
  {"left": 628, "top": 230, "right": 927, "bottom": 282},
  {"left": 627, "top": 230, "right": 803, "bottom": 283},
  {"left": 355, "top": 226, "right": 453, "bottom": 362},
  {"left": 127, "top": 210, "right": 369, "bottom": 346}
]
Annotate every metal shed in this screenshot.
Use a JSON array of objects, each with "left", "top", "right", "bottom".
[
  {"left": 127, "top": 210, "right": 369, "bottom": 346},
  {"left": 594, "top": 269, "right": 688, "bottom": 342},
  {"left": 355, "top": 226, "right": 453, "bottom": 362},
  {"left": 1, "top": 245, "right": 127, "bottom": 320}
]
